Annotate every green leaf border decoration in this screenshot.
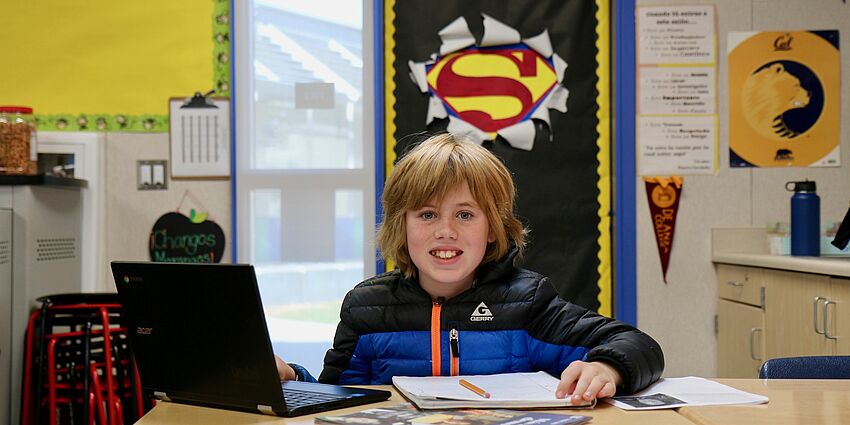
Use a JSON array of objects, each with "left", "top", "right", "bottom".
[{"left": 36, "top": 0, "right": 230, "bottom": 133}]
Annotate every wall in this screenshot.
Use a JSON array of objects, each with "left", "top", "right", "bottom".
[
  {"left": 101, "top": 132, "right": 231, "bottom": 291},
  {"left": 635, "top": 0, "right": 850, "bottom": 377}
]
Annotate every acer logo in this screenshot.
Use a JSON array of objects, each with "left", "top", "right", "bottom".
[{"left": 136, "top": 327, "right": 153, "bottom": 335}]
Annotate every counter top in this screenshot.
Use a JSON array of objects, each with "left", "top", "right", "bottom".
[
  {"left": 0, "top": 174, "right": 87, "bottom": 188},
  {"left": 711, "top": 228, "right": 850, "bottom": 278},
  {"left": 712, "top": 252, "right": 850, "bottom": 277}
]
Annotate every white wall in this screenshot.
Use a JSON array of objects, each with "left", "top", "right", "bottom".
[
  {"left": 636, "top": 0, "right": 850, "bottom": 377},
  {"left": 102, "top": 132, "right": 231, "bottom": 291}
]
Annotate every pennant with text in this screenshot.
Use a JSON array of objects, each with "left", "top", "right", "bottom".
[{"left": 644, "top": 176, "right": 683, "bottom": 283}]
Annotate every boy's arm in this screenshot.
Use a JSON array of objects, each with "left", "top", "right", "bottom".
[{"left": 526, "top": 277, "right": 665, "bottom": 395}]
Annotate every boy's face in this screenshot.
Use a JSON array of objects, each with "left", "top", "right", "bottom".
[{"left": 405, "top": 182, "right": 495, "bottom": 299}]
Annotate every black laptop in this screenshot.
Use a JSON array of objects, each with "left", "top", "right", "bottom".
[{"left": 110, "top": 261, "right": 390, "bottom": 417}]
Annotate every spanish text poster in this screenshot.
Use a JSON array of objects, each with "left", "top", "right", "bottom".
[
  {"left": 637, "top": 6, "right": 715, "bottom": 65},
  {"left": 639, "top": 67, "right": 715, "bottom": 115},
  {"left": 639, "top": 116, "right": 715, "bottom": 175},
  {"left": 728, "top": 31, "right": 840, "bottom": 168},
  {"left": 636, "top": 5, "right": 717, "bottom": 175}
]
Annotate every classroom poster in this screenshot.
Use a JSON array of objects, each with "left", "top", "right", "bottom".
[
  {"left": 636, "top": 5, "right": 717, "bottom": 176},
  {"left": 728, "top": 31, "right": 840, "bottom": 167},
  {"left": 385, "top": 0, "right": 612, "bottom": 313}
]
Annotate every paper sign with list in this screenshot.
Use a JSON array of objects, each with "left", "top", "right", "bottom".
[
  {"left": 169, "top": 97, "right": 231, "bottom": 178},
  {"left": 636, "top": 5, "right": 717, "bottom": 176}
]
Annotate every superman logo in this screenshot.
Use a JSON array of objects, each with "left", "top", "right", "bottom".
[
  {"left": 409, "top": 14, "right": 568, "bottom": 150},
  {"left": 426, "top": 46, "right": 558, "bottom": 133}
]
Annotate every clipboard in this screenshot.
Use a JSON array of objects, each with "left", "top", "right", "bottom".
[{"left": 168, "top": 92, "right": 231, "bottom": 179}]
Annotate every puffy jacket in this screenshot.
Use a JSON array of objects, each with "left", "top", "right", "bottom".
[{"left": 317, "top": 249, "right": 664, "bottom": 395}]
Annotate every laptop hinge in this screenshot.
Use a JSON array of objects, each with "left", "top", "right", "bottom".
[
  {"left": 153, "top": 391, "right": 171, "bottom": 402},
  {"left": 257, "top": 404, "right": 276, "bottom": 416}
]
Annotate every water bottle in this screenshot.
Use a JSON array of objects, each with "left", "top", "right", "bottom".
[{"left": 786, "top": 180, "right": 820, "bottom": 256}]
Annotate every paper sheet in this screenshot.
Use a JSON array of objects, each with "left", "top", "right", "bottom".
[{"left": 604, "top": 377, "right": 769, "bottom": 410}]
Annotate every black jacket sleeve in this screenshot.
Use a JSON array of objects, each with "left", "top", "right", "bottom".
[{"left": 526, "top": 277, "right": 664, "bottom": 395}]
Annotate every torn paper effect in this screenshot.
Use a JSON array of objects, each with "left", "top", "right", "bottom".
[
  {"left": 408, "top": 60, "right": 429, "bottom": 93},
  {"left": 447, "top": 116, "right": 490, "bottom": 144},
  {"left": 426, "top": 96, "right": 448, "bottom": 125},
  {"left": 438, "top": 17, "right": 476, "bottom": 55},
  {"left": 497, "top": 120, "right": 536, "bottom": 151},
  {"left": 480, "top": 14, "right": 521, "bottom": 47},
  {"left": 524, "top": 30, "right": 554, "bottom": 58},
  {"left": 553, "top": 54, "right": 568, "bottom": 83},
  {"left": 547, "top": 85, "right": 569, "bottom": 113},
  {"left": 410, "top": 14, "right": 569, "bottom": 151}
]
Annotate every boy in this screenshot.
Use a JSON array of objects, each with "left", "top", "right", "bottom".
[{"left": 278, "top": 134, "right": 664, "bottom": 403}]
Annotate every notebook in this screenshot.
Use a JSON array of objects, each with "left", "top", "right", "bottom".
[
  {"left": 391, "top": 372, "right": 595, "bottom": 409},
  {"left": 110, "top": 261, "right": 390, "bottom": 417}
]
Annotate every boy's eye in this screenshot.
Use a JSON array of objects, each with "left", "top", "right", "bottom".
[
  {"left": 420, "top": 211, "right": 436, "bottom": 220},
  {"left": 457, "top": 211, "right": 473, "bottom": 220}
]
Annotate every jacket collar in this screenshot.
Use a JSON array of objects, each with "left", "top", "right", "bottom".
[{"left": 475, "top": 245, "right": 519, "bottom": 286}]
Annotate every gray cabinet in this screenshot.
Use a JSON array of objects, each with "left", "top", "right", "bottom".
[{"left": 0, "top": 182, "right": 84, "bottom": 424}]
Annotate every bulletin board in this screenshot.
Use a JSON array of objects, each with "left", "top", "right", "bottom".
[
  {"left": 382, "top": 0, "right": 613, "bottom": 315},
  {"left": 0, "top": 0, "right": 230, "bottom": 132}
]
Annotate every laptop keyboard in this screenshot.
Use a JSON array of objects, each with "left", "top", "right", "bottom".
[{"left": 282, "top": 387, "right": 351, "bottom": 409}]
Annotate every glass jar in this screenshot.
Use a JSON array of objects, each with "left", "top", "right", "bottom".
[{"left": 0, "top": 106, "right": 38, "bottom": 175}]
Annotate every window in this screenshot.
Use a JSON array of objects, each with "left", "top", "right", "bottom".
[{"left": 235, "top": 0, "right": 374, "bottom": 374}]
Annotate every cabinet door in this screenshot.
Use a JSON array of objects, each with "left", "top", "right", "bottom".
[
  {"left": 763, "top": 270, "right": 833, "bottom": 358},
  {"left": 717, "top": 299, "right": 764, "bottom": 378},
  {"left": 828, "top": 277, "right": 850, "bottom": 354},
  {"left": 717, "top": 265, "right": 763, "bottom": 307}
]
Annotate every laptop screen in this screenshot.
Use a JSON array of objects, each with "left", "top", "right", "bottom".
[{"left": 111, "top": 262, "right": 287, "bottom": 411}]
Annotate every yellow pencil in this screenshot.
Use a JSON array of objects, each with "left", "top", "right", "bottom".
[{"left": 459, "top": 379, "right": 491, "bottom": 399}]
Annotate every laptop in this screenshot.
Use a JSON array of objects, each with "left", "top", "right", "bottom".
[{"left": 110, "top": 261, "right": 390, "bottom": 417}]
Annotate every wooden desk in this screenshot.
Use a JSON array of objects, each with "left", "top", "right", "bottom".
[
  {"left": 679, "top": 379, "right": 850, "bottom": 425},
  {"left": 134, "top": 386, "right": 693, "bottom": 425}
]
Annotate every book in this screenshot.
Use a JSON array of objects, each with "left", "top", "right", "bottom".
[
  {"left": 315, "top": 403, "right": 591, "bottom": 425},
  {"left": 604, "top": 376, "right": 769, "bottom": 410},
  {"left": 391, "top": 372, "right": 595, "bottom": 410}
]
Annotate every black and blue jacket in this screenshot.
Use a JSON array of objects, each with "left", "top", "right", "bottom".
[{"left": 308, "top": 249, "right": 664, "bottom": 395}]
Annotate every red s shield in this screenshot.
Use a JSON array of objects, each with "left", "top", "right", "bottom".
[{"left": 426, "top": 46, "right": 558, "bottom": 133}]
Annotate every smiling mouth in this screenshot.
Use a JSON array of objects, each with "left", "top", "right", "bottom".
[{"left": 431, "top": 250, "right": 462, "bottom": 259}]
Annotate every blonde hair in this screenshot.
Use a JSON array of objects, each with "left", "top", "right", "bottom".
[{"left": 377, "top": 133, "right": 527, "bottom": 279}]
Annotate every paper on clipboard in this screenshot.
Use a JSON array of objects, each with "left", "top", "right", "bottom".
[{"left": 169, "top": 95, "right": 230, "bottom": 179}]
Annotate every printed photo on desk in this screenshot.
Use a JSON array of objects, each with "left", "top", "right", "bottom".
[
  {"left": 315, "top": 403, "right": 590, "bottom": 425},
  {"left": 604, "top": 377, "right": 768, "bottom": 411}
]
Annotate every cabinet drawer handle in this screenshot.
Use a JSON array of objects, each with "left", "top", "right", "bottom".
[
  {"left": 749, "top": 328, "right": 762, "bottom": 361},
  {"left": 726, "top": 281, "right": 745, "bottom": 288},
  {"left": 824, "top": 300, "right": 838, "bottom": 340},
  {"left": 813, "top": 297, "right": 827, "bottom": 335}
]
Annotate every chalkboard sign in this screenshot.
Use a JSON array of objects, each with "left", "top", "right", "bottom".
[{"left": 149, "top": 210, "right": 225, "bottom": 262}]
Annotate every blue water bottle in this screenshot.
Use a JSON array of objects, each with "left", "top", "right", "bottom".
[{"left": 786, "top": 180, "right": 820, "bottom": 256}]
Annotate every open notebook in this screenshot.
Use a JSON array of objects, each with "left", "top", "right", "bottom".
[{"left": 392, "top": 372, "right": 594, "bottom": 409}]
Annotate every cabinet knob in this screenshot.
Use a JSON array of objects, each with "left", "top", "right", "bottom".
[{"left": 749, "top": 327, "right": 762, "bottom": 361}]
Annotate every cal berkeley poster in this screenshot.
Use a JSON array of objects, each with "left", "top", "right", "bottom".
[{"left": 384, "top": 0, "right": 611, "bottom": 313}]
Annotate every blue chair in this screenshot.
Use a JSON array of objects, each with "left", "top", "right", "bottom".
[{"left": 759, "top": 356, "right": 850, "bottom": 379}]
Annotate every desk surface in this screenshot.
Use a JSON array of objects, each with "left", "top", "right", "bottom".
[
  {"left": 134, "top": 386, "right": 693, "bottom": 425},
  {"left": 681, "top": 379, "right": 850, "bottom": 425},
  {"left": 135, "top": 379, "right": 850, "bottom": 425}
]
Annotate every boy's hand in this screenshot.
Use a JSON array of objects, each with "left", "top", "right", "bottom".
[
  {"left": 275, "top": 354, "right": 297, "bottom": 381},
  {"left": 555, "top": 360, "right": 622, "bottom": 402}
]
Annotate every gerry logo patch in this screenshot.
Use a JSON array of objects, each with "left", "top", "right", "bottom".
[{"left": 470, "top": 302, "right": 494, "bottom": 322}]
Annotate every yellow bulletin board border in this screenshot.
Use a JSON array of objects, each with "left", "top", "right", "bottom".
[
  {"left": 382, "top": 0, "right": 612, "bottom": 315},
  {"left": 31, "top": 0, "right": 230, "bottom": 133}
]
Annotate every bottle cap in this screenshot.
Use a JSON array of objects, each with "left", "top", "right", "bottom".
[
  {"left": 786, "top": 180, "right": 816, "bottom": 192},
  {"left": 0, "top": 106, "right": 33, "bottom": 114}
]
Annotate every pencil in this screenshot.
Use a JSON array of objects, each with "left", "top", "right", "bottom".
[{"left": 459, "top": 379, "right": 491, "bottom": 399}]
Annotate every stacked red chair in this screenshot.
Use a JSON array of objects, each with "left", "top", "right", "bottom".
[{"left": 20, "top": 293, "right": 147, "bottom": 425}]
